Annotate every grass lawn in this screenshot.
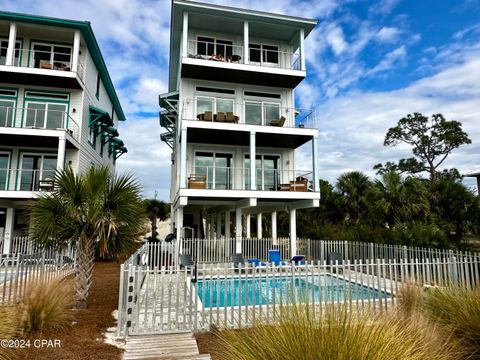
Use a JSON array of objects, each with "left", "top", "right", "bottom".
[{"left": 16, "top": 261, "right": 123, "bottom": 360}]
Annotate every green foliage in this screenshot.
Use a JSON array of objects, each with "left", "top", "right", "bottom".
[
  {"left": 391, "top": 223, "right": 448, "bottom": 248},
  {"left": 381, "top": 113, "right": 471, "bottom": 182}
]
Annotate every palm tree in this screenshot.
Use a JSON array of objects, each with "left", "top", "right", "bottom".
[
  {"left": 336, "top": 171, "right": 374, "bottom": 224},
  {"left": 29, "top": 166, "right": 146, "bottom": 309},
  {"left": 143, "top": 199, "right": 170, "bottom": 241}
]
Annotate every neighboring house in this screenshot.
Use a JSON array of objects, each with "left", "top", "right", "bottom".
[
  {"left": 160, "top": 0, "right": 320, "bottom": 254},
  {"left": 0, "top": 12, "right": 127, "bottom": 254},
  {"left": 465, "top": 171, "right": 480, "bottom": 194}
]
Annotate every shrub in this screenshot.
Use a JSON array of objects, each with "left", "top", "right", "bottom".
[
  {"left": 422, "top": 286, "right": 480, "bottom": 357},
  {"left": 21, "top": 278, "right": 74, "bottom": 332},
  {"left": 0, "top": 306, "right": 23, "bottom": 360},
  {"left": 215, "top": 303, "right": 463, "bottom": 360}
]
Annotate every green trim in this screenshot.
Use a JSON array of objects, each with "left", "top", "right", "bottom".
[
  {"left": 0, "top": 86, "right": 18, "bottom": 128},
  {"left": 22, "top": 88, "right": 70, "bottom": 128},
  {"left": 0, "top": 11, "right": 126, "bottom": 121},
  {"left": 14, "top": 149, "right": 57, "bottom": 190},
  {"left": 0, "top": 148, "right": 13, "bottom": 190}
]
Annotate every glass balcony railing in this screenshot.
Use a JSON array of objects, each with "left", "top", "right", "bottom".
[
  {"left": 0, "top": 46, "right": 85, "bottom": 81},
  {"left": 186, "top": 166, "right": 313, "bottom": 192},
  {"left": 0, "top": 106, "right": 80, "bottom": 141},
  {"left": 0, "top": 168, "right": 56, "bottom": 192},
  {"left": 186, "top": 39, "right": 301, "bottom": 70},
  {"left": 182, "top": 98, "right": 316, "bottom": 129}
]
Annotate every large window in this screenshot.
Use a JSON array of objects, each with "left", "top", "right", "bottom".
[
  {"left": 249, "top": 44, "right": 279, "bottom": 65},
  {"left": 244, "top": 155, "right": 280, "bottom": 191},
  {"left": 196, "top": 97, "right": 234, "bottom": 116},
  {"left": 18, "top": 154, "right": 57, "bottom": 191},
  {"left": 197, "top": 36, "right": 233, "bottom": 58},
  {"left": 0, "top": 153, "right": 10, "bottom": 190},
  {"left": 0, "top": 40, "right": 20, "bottom": 66},
  {"left": 244, "top": 101, "right": 280, "bottom": 126},
  {"left": 31, "top": 43, "right": 72, "bottom": 70},
  {"left": 23, "top": 91, "right": 69, "bottom": 129},
  {"left": 194, "top": 152, "right": 233, "bottom": 190}
]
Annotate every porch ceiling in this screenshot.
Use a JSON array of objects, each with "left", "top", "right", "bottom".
[
  {"left": 0, "top": 69, "right": 82, "bottom": 89},
  {"left": 187, "top": 127, "right": 311, "bottom": 148},
  {"left": 0, "top": 133, "right": 77, "bottom": 149}
]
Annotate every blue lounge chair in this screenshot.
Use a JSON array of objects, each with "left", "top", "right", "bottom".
[
  {"left": 268, "top": 249, "right": 286, "bottom": 266},
  {"left": 290, "top": 255, "right": 305, "bottom": 264}
]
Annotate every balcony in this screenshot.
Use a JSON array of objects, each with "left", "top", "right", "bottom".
[
  {"left": 0, "top": 168, "right": 55, "bottom": 192},
  {"left": 182, "top": 98, "right": 315, "bottom": 129},
  {"left": 0, "top": 106, "right": 80, "bottom": 144},
  {"left": 181, "top": 39, "right": 305, "bottom": 88},
  {"left": 186, "top": 166, "right": 313, "bottom": 192},
  {"left": 0, "top": 45, "right": 85, "bottom": 89}
]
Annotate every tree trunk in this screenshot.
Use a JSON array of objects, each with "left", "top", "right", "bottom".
[{"left": 74, "top": 238, "right": 96, "bottom": 309}]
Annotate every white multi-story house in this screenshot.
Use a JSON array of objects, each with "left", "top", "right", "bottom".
[
  {"left": 160, "top": 0, "right": 319, "bottom": 256},
  {"left": 0, "top": 11, "right": 127, "bottom": 254}
]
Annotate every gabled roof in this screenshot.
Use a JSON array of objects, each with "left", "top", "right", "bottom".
[{"left": 0, "top": 11, "right": 126, "bottom": 121}]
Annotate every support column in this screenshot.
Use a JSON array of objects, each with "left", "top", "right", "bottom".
[
  {"left": 57, "top": 136, "right": 66, "bottom": 171},
  {"left": 246, "top": 214, "right": 251, "bottom": 238},
  {"left": 175, "top": 207, "right": 183, "bottom": 241},
  {"left": 5, "top": 22, "right": 17, "bottom": 66},
  {"left": 225, "top": 211, "right": 231, "bottom": 240},
  {"left": 250, "top": 132, "right": 256, "bottom": 190},
  {"left": 182, "top": 12, "right": 189, "bottom": 57},
  {"left": 257, "top": 213, "right": 262, "bottom": 239},
  {"left": 271, "top": 211, "right": 277, "bottom": 245},
  {"left": 216, "top": 213, "right": 222, "bottom": 239},
  {"left": 243, "top": 21, "right": 249, "bottom": 64},
  {"left": 235, "top": 208, "right": 242, "bottom": 253},
  {"left": 72, "top": 30, "right": 81, "bottom": 72},
  {"left": 312, "top": 136, "right": 319, "bottom": 192},
  {"left": 2, "top": 208, "right": 14, "bottom": 254},
  {"left": 179, "top": 128, "right": 187, "bottom": 188},
  {"left": 299, "top": 28, "right": 306, "bottom": 71},
  {"left": 289, "top": 208, "right": 297, "bottom": 256}
]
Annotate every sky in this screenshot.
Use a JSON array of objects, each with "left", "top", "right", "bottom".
[{"left": 1, "top": 0, "right": 480, "bottom": 200}]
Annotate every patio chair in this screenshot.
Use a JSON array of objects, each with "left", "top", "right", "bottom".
[
  {"left": 188, "top": 174, "right": 206, "bottom": 189},
  {"left": 215, "top": 112, "right": 226, "bottom": 122},
  {"left": 179, "top": 254, "right": 195, "bottom": 269},
  {"left": 270, "top": 116, "right": 286, "bottom": 127},
  {"left": 327, "top": 251, "right": 344, "bottom": 274},
  {"left": 204, "top": 111, "right": 213, "bottom": 121},
  {"left": 268, "top": 249, "right": 287, "bottom": 266},
  {"left": 225, "top": 112, "right": 239, "bottom": 123}
]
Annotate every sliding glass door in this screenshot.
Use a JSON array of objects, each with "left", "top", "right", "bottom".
[
  {"left": 194, "top": 152, "right": 233, "bottom": 189},
  {"left": 244, "top": 155, "right": 280, "bottom": 190},
  {"left": 0, "top": 153, "right": 9, "bottom": 191},
  {"left": 18, "top": 154, "right": 56, "bottom": 191}
]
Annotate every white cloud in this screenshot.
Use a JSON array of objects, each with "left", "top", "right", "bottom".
[
  {"left": 376, "top": 26, "right": 400, "bottom": 43},
  {"left": 366, "top": 45, "right": 407, "bottom": 76},
  {"left": 325, "top": 24, "right": 349, "bottom": 56}
]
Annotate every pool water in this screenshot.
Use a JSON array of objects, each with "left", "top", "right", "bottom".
[{"left": 197, "top": 274, "right": 389, "bottom": 308}]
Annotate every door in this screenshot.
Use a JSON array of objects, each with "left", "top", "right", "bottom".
[
  {"left": 244, "top": 155, "right": 280, "bottom": 190},
  {"left": 0, "top": 99, "right": 15, "bottom": 127},
  {"left": 194, "top": 152, "right": 233, "bottom": 190},
  {"left": 0, "top": 153, "right": 9, "bottom": 190},
  {"left": 25, "top": 102, "right": 67, "bottom": 129},
  {"left": 18, "top": 154, "right": 57, "bottom": 191}
]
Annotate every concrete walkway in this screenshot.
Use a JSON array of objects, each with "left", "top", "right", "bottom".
[{"left": 123, "top": 332, "right": 211, "bottom": 360}]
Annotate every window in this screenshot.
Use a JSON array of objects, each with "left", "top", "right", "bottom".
[
  {"left": 23, "top": 91, "right": 69, "bottom": 130},
  {"left": 196, "top": 97, "right": 234, "bottom": 116},
  {"left": 88, "top": 126, "right": 97, "bottom": 148},
  {"left": 245, "top": 101, "right": 281, "bottom": 126},
  {"left": 244, "top": 91, "right": 280, "bottom": 99},
  {"left": 0, "top": 40, "right": 20, "bottom": 66},
  {"left": 196, "top": 86, "right": 235, "bottom": 95},
  {"left": 249, "top": 44, "right": 279, "bottom": 65},
  {"left": 196, "top": 36, "right": 233, "bottom": 58},
  {"left": 95, "top": 73, "right": 100, "bottom": 99},
  {"left": 0, "top": 153, "right": 10, "bottom": 190},
  {"left": 194, "top": 152, "right": 233, "bottom": 189},
  {"left": 244, "top": 154, "right": 280, "bottom": 191},
  {"left": 31, "top": 43, "right": 72, "bottom": 70},
  {"left": 18, "top": 154, "right": 57, "bottom": 191},
  {"left": 0, "top": 89, "right": 17, "bottom": 128}
]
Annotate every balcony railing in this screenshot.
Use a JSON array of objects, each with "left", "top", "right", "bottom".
[
  {"left": 182, "top": 98, "right": 316, "bottom": 129},
  {"left": 0, "top": 106, "right": 80, "bottom": 141},
  {"left": 0, "top": 168, "right": 56, "bottom": 192},
  {"left": 186, "top": 40, "right": 301, "bottom": 70},
  {"left": 187, "top": 166, "right": 313, "bottom": 192},
  {"left": 0, "top": 46, "right": 85, "bottom": 81}
]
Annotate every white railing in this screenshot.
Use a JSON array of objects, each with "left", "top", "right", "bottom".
[
  {"left": 186, "top": 40, "right": 301, "bottom": 70},
  {"left": 117, "top": 253, "right": 480, "bottom": 336},
  {"left": 0, "top": 245, "right": 77, "bottom": 304},
  {"left": 182, "top": 98, "right": 315, "bottom": 129},
  {"left": 0, "top": 106, "right": 80, "bottom": 141},
  {"left": 186, "top": 167, "right": 313, "bottom": 192}
]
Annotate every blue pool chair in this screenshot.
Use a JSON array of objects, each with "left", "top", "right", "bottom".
[
  {"left": 268, "top": 249, "right": 286, "bottom": 266},
  {"left": 290, "top": 255, "right": 305, "bottom": 264}
]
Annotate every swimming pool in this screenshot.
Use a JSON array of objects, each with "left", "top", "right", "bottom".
[{"left": 196, "top": 274, "right": 389, "bottom": 308}]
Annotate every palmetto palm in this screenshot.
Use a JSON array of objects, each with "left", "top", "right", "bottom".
[
  {"left": 29, "top": 166, "right": 145, "bottom": 309},
  {"left": 336, "top": 171, "right": 373, "bottom": 224}
]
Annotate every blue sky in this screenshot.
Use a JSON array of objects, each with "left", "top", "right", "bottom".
[{"left": 1, "top": 0, "right": 479, "bottom": 200}]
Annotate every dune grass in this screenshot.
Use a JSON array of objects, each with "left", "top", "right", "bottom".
[
  {"left": 20, "top": 277, "right": 74, "bottom": 332},
  {"left": 422, "top": 285, "right": 480, "bottom": 357},
  {"left": 214, "top": 303, "right": 464, "bottom": 360}
]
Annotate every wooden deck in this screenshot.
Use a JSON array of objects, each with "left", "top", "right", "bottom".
[{"left": 123, "top": 333, "right": 211, "bottom": 360}]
